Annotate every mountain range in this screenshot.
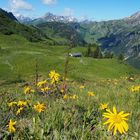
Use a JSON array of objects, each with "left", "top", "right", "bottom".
[
  {"left": 85, "top": 12, "right": 140, "bottom": 69},
  {"left": 1, "top": 8, "right": 140, "bottom": 68},
  {"left": 16, "top": 12, "right": 78, "bottom": 24},
  {"left": 16, "top": 15, "right": 32, "bottom": 24}
]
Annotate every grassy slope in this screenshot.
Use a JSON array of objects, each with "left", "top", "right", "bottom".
[
  {"left": 0, "top": 8, "right": 53, "bottom": 43},
  {"left": 36, "top": 22, "right": 85, "bottom": 45},
  {"left": 0, "top": 34, "right": 138, "bottom": 85},
  {"left": 0, "top": 65, "right": 140, "bottom": 139},
  {"left": 0, "top": 35, "right": 140, "bottom": 139}
]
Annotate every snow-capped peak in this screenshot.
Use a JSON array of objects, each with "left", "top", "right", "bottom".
[
  {"left": 16, "top": 14, "right": 33, "bottom": 23},
  {"left": 127, "top": 11, "right": 140, "bottom": 21},
  {"left": 41, "top": 12, "right": 78, "bottom": 23}
]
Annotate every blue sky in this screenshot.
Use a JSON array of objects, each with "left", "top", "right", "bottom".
[{"left": 0, "top": 0, "right": 140, "bottom": 21}]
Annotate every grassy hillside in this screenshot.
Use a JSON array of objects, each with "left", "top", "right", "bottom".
[
  {"left": 36, "top": 22, "right": 85, "bottom": 45},
  {"left": 0, "top": 34, "right": 140, "bottom": 140},
  {"left": 0, "top": 8, "right": 49, "bottom": 42},
  {"left": 0, "top": 71, "right": 140, "bottom": 140},
  {"left": 0, "top": 34, "right": 138, "bottom": 86}
]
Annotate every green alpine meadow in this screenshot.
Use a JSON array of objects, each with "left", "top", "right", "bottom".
[{"left": 0, "top": 1, "right": 140, "bottom": 139}]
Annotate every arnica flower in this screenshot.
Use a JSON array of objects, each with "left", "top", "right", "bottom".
[
  {"left": 100, "top": 103, "right": 108, "bottom": 110},
  {"left": 41, "top": 86, "right": 50, "bottom": 93},
  {"left": 79, "top": 85, "right": 85, "bottom": 89},
  {"left": 103, "top": 106, "right": 130, "bottom": 135},
  {"left": 70, "top": 94, "right": 78, "bottom": 99},
  {"left": 24, "top": 86, "right": 34, "bottom": 94},
  {"left": 49, "top": 70, "right": 60, "bottom": 84},
  {"left": 37, "top": 80, "right": 47, "bottom": 87},
  {"left": 16, "top": 107, "right": 24, "bottom": 115},
  {"left": 8, "top": 119, "right": 16, "bottom": 133},
  {"left": 34, "top": 102, "right": 46, "bottom": 113},
  {"left": 8, "top": 102, "right": 17, "bottom": 107},
  {"left": 60, "top": 89, "right": 64, "bottom": 93},
  {"left": 88, "top": 91, "right": 95, "bottom": 97},
  {"left": 17, "top": 101, "right": 27, "bottom": 107},
  {"left": 63, "top": 94, "right": 69, "bottom": 100},
  {"left": 130, "top": 85, "right": 140, "bottom": 92}
]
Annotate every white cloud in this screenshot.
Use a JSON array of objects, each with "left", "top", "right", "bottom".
[
  {"left": 42, "top": 0, "right": 57, "bottom": 5},
  {"left": 9, "top": 0, "right": 33, "bottom": 12},
  {"left": 63, "top": 8, "right": 74, "bottom": 16}
]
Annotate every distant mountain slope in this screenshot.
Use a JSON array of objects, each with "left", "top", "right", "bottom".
[
  {"left": 15, "top": 12, "right": 85, "bottom": 45},
  {"left": 36, "top": 22, "right": 86, "bottom": 45},
  {"left": 0, "top": 8, "right": 17, "bottom": 21},
  {"left": 28, "top": 12, "right": 77, "bottom": 25},
  {"left": 77, "top": 12, "right": 140, "bottom": 68},
  {"left": 24, "top": 12, "right": 86, "bottom": 45},
  {"left": 0, "top": 8, "right": 49, "bottom": 42},
  {"left": 16, "top": 15, "right": 32, "bottom": 24},
  {"left": 126, "top": 11, "right": 140, "bottom": 23}
]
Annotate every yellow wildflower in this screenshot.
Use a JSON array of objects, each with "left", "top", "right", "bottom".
[
  {"left": 79, "top": 85, "right": 85, "bottom": 89},
  {"left": 49, "top": 70, "right": 60, "bottom": 84},
  {"left": 70, "top": 94, "right": 78, "bottom": 99},
  {"left": 37, "top": 80, "right": 47, "bottom": 87},
  {"left": 63, "top": 94, "right": 69, "bottom": 100},
  {"left": 130, "top": 85, "right": 140, "bottom": 92},
  {"left": 34, "top": 102, "right": 45, "bottom": 113},
  {"left": 60, "top": 89, "right": 64, "bottom": 93},
  {"left": 88, "top": 91, "right": 95, "bottom": 97},
  {"left": 24, "top": 86, "right": 34, "bottom": 94},
  {"left": 8, "top": 119, "right": 16, "bottom": 133},
  {"left": 100, "top": 103, "right": 108, "bottom": 110},
  {"left": 17, "top": 101, "right": 27, "bottom": 107},
  {"left": 103, "top": 106, "right": 130, "bottom": 135},
  {"left": 16, "top": 107, "right": 24, "bottom": 115},
  {"left": 41, "top": 86, "right": 50, "bottom": 92},
  {"left": 8, "top": 102, "right": 17, "bottom": 107}
]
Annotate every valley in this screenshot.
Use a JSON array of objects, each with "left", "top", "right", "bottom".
[{"left": 17, "top": 10, "right": 140, "bottom": 69}]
